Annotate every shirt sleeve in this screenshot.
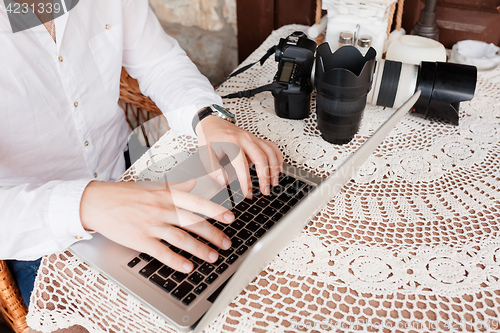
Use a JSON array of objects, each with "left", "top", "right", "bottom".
[
  {"left": 0, "top": 180, "right": 93, "bottom": 260},
  {"left": 121, "top": 0, "right": 223, "bottom": 137}
]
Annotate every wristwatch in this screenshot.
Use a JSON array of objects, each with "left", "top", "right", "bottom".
[{"left": 192, "top": 104, "right": 236, "bottom": 132}]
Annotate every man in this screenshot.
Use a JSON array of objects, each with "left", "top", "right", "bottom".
[{"left": 0, "top": 0, "right": 282, "bottom": 305}]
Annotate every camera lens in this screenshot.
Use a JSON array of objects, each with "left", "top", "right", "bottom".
[
  {"left": 367, "top": 59, "right": 477, "bottom": 125},
  {"left": 315, "top": 44, "right": 376, "bottom": 144}
]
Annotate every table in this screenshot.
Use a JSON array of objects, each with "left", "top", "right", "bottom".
[{"left": 27, "top": 24, "right": 500, "bottom": 332}]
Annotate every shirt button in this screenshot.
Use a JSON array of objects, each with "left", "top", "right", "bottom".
[
  {"left": 94, "top": 173, "right": 98, "bottom": 178},
  {"left": 58, "top": 56, "right": 64, "bottom": 62},
  {"left": 74, "top": 101, "right": 79, "bottom": 107},
  {"left": 84, "top": 141, "right": 89, "bottom": 147},
  {"left": 105, "top": 24, "right": 111, "bottom": 30},
  {"left": 74, "top": 235, "right": 83, "bottom": 240}
]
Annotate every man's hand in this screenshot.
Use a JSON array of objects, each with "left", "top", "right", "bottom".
[
  {"left": 80, "top": 180, "right": 234, "bottom": 273},
  {"left": 195, "top": 115, "right": 284, "bottom": 198}
]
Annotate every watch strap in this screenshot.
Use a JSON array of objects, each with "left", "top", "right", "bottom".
[{"left": 192, "top": 106, "right": 213, "bottom": 133}]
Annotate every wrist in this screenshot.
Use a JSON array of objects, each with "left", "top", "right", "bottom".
[{"left": 192, "top": 104, "right": 235, "bottom": 135}]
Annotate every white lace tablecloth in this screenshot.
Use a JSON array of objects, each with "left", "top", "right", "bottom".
[{"left": 28, "top": 25, "right": 500, "bottom": 333}]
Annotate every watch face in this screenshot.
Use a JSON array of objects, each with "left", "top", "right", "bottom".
[{"left": 212, "top": 104, "right": 235, "bottom": 121}]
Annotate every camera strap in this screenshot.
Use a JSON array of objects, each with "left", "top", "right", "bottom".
[
  {"left": 218, "top": 45, "right": 284, "bottom": 99},
  {"left": 222, "top": 45, "right": 278, "bottom": 83},
  {"left": 220, "top": 81, "right": 287, "bottom": 99}
]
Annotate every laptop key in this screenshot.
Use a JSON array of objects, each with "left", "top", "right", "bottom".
[
  {"left": 270, "top": 185, "right": 284, "bottom": 196},
  {"left": 271, "top": 212, "right": 283, "bottom": 222},
  {"left": 288, "top": 197, "right": 299, "bottom": 207},
  {"left": 199, "top": 263, "right": 215, "bottom": 275},
  {"left": 158, "top": 266, "right": 174, "bottom": 278},
  {"left": 279, "top": 205, "right": 292, "bottom": 214},
  {"left": 139, "top": 253, "right": 153, "bottom": 262},
  {"left": 231, "top": 237, "right": 244, "bottom": 249},
  {"left": 139, "top": 259, "right": 162, "bottom": 278},
  {"left": 256, "top": 198, "right": 270, "bottom": 207},
  {"left": 210, "top": 189, "right": 230, "bottom": 205},
  {"left": 235, "top": 201, "right": 250, "bottom": 211},
  {"left": 194, "top": 283, "right": 208, "bottom": 295},
  {"left": 262, "top": 206, "right": 277, "bottom": 217},
  {"left": 182, "top": 293, "right": 197, "bottom": 306},
  {"left": 285, "top": 185, "right": 300, "bottom": 195},
  {"left": 171, "top": 271, "right": 188, "bottom": 283},
  {"left": 231, "top": 220, "right": 246, "bottom": 230},
  {"left": 232, "top": 209, "right": 242, "bottom": 218},
  {"left": 226, "top": 254, "right": 239, "bottom": 265},
  {"left": 206, "top": 273, "right": 218, "bottom": 285},
  {"left": 248, "top": 205, "right": 262, "bottom": 215},
  {"left": 192, "top": 256, "right": 204, "bottom": 265},
  {"left": 149, "top": 274, "right": 166, "bottom": 288},
  {"left": 240, "top": 212, "right": 254, "bottom": 222},
  {"left": 188, "top": 272, "right": 204, "bottom": 285},
  {"left": 296, "top": 179, "right": 307, "bottom": 188},
  {"left": 254, "top": 228, "right": 266, "bottom": 238},
  {"left": 161, "top": 279, "right": 177, "bottom": 293},
  {"left": 172, "top": 281, "right": 194, "bottom": 300},
  {"left": 213, "top": 256, "right": 224, "bottom": 266},
  {"left": 254, "top": 214, "right": 268, "bottom": 224},
  {"left": 270, "top": 200, "right": 283, "bottom": 210},
  {"left": 221, "top": 200, "right": 233, "bottom": 210},
  {"left": 278, "top": 192, "right": 293, "bottom": 202},
  {"left": 246, "top": 221, "right": 260, "bottom": 231},
  {"left": 263, "top": 220, "right": 275, "bottom": 230},
  {"left": 169, "top": 246, "right": 181, "bottom": 253},
  {"left": 219, "top": 248, "right": 233, "bottom": 257},
  {"left": 245, "top": 236, "right": 257, "bottom": 247},
  {"left": 215, "top": 263, "right": 229, "bottom": 274},
  {"left": 127, "top": 257, "right": 141, "bottom": 268},
  {"left": 280, "top": 175, "right": 295, "bottom": 187},
  {"left": 214, "top": 222, "right": 226, "bottom": 230},
  {"left": 232, "top": 192, "right": 245, "bottom": 203},
  {"left": 235, "top": 245, "right": 248, "bottom": 256},
  {"left": 224, "top": 227, "right": 237, "bottom": 238},
  {"left": 249, "top": 166, "right": 258, "bottom": 177},
  {"left": 179, "top": 251, "right": 192, "bottom": 259},
  {"left": 236, "top": 229, "right": 253, "bottom": 240}
]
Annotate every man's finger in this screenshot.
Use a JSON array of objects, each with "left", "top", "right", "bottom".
[
  {"left": 199, "top": 143, "right": 228, "bottom": 186},
  {"left": 231, "top": 150, "right": 252, "bottom": 198},
  {"left": 167, "top": 190, "right": 235, "bottom": 226}
]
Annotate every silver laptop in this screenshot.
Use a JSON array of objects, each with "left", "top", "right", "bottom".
[{"left": 70, "top": 92, "right": 420, "bottom": 332}]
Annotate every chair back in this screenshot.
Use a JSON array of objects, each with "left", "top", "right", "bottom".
[{"left": 0, "top": 260, "right": 29, "bottom": 333}]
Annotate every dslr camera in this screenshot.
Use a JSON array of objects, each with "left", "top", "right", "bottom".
[{"left": 272, "top": 31, "right": 317, "bottom": 119}]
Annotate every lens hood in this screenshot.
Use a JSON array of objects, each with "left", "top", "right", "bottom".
[
  {"left": 315, "top": 44, "right": 376, "bottom": 100},
  {"left": 315, "top": 44, "right": 377, "bottom": 144},
  {"left": 415, "top": 62, "right": 477, "bottom": 125}
]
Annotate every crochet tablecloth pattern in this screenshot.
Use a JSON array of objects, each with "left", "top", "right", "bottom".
[{"left": 28, "top": 25, "right": 500, "bottom": 333}]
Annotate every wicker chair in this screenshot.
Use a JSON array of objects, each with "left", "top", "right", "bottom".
[
  {"left": 0, "top": 68, "right": 162, "bottom": 333},
  {"left": 0, "top": 261, "right": 28, "bottom": 333}
]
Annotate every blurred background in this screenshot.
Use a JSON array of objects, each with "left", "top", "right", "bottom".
[{"left": 149, "top": 0, "right": 500, "bottom": 85}]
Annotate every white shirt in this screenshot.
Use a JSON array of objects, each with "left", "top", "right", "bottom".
[{"left": 0, "top": 0, "right": 223, "bottom": 259}]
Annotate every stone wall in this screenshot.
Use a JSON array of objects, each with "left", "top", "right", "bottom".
[{"left": 148, "top": 0, "right": 238, "bottom": 86}]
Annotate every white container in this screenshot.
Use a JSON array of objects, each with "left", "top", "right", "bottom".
[{"left": 386, "top": 35, "right": 446, "bottom": 65}]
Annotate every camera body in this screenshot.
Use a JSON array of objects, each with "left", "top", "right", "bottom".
[{"left": 272, "top": 31, "right": 317, "bottom": 119}]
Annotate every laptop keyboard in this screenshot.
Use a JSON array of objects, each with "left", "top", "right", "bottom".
[{"left": 127, "top": 166, "right": 314, "bottom": 306}]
